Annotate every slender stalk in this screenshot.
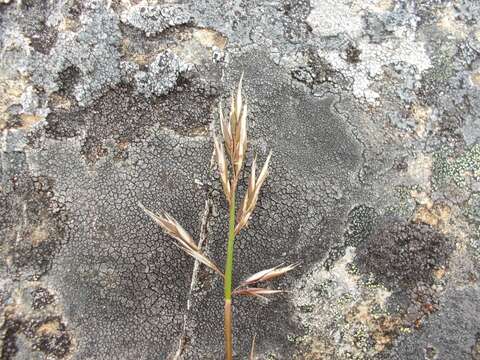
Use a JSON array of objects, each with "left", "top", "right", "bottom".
[
  {"left": 224, "top": 299, "right": 233, "bottom": 360},
  {"left": 224, "top": 190, "right": 236, "bottom": 360}
]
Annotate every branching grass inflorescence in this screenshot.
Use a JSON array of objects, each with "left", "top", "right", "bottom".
[{"left": 140, "top": 76, "right": 298, "bottom": 359}]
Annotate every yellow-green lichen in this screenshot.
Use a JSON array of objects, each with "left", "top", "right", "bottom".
[{"left": 433, "top": 144, "right": 480, "bottom": 190}]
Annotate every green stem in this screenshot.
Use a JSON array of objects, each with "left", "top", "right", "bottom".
[{"left": 224, "top": 191, "right": 236, "bottom": 360}]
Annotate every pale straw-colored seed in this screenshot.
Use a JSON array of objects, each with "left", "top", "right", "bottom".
[
  {"left": 232, "top": 287, "right": 285, "bottom": 300},
  {"left": 235, "top": 151, "right": 272, "bottom": 234},
  {"left": 139, "top": 202, "right": 197, "bottom": 250},
  {"left": 248, "top": 155, "right": 257, "bottom": 199},
  {"left": 255, "top": 151, "right": 271, "bottom": 192},
  {"left": 219, "top": 103, "right": 233, "bottom": 158},
  {"left": 234, "top": 101, "right": 248, "bottom": 177},
  {"left": 229, "top": 92, "right": 237, "bottom": 136},
  {"left": 236, "top": 73, "right": 244, "bottom": 121},
  {"left": 213, "top": 136, "right": 231, "bottom": 201},
  {"left": 173, "top": 242, "right": 224, "bottom": 278},
  {"left": 230, "top": 73, "right": 244, "bottom": 137},
  {"left": 241, "top": 262, "right": 300, "bottom": 286},
  {"left": 139, "top": 202, "right": 224, "bottom": 277},
  {"left": 223, "top": 73, "right": 247, "bottom": 180},
  {"left": 249, "top": 335, "right": 256, "bottom": 360}
]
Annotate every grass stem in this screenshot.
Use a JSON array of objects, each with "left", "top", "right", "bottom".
[{"left": 224, "top": 190, "right": 236, "bottom": 359}]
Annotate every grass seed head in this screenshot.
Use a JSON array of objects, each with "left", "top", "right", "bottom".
[
  {"left": 213, "top": 136, "right": 231, "bottom": 201},
  {"left": 219, "top": 103, "right": 233, "bottom": 158},
  {"left": 232, "top": 287, "right": 285, "bottom": 301},
  {"left": 139, "top": 202, "right": 224, "bottom": 277},
  {"left": 235, "top": 151, "right": 272, "bottom": 234},
  {"left": 241, "top": 262, "right": 300, "bottom": 286},
  {"left": 216, "top": 75, "right": 251, "bottom": 201}
]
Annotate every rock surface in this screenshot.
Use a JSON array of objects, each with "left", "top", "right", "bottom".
[{"left": 1, "top": 0, "right": 480, "bottom": 359}]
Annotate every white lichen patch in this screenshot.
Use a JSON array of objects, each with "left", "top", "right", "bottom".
[
  {"left": 307, "top": 0, "right": 365, "bottom": 38},
  {"left": 0, "top": 32, "right": 49, "bottom": 129},
  {"left": 121, "top": 2, "right": 192, "bottom": 37},
  {"left": 132, "top": 50, "right": 190, "bottom": 97},
  {"left": 292, "top": 247, "right": 395, "bottom": 358},
  {"left": 308, "top": 0, "right": 431, "bottom": 103},
  {"left": 320, "top": 29, "right": 431, "bottom": 103},
  {"left": 307, "top": 0, "right": 394, "bottom": 38},
  {"left": 437, "top": 5, "right": 470, "bottom": 40}
]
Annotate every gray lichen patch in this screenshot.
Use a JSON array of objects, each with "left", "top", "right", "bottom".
[
  {"left": 1, "top": 0, "right": 199, "bottom": 120},
  {"left": 120, "top": 3, "right": 192, "bottom": 37},
  {"left": 27, "top": 1, "right": 123, "bottom": 107},
  {"left": 308, "top": 0, "right": 432, "bottom": 103},
  {"left": 23, "top": 126, "right": 215, "bottom": 359},
  {"left": 131, "top": 50, "right": 190, "bottom": 97},
  {"left": 291, "top": 247, "right": 399, "bottom": 359}
]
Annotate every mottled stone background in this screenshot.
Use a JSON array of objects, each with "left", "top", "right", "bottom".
[{"left": 1, "top": 0, "right": 480, "bottom": 359}]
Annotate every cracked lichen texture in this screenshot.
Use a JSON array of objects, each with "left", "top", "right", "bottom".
[{"left": 1, "top": 0, "right": 480, "bottom": 359}]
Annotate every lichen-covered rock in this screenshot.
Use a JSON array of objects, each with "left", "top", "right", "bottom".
[
  {"left": 132, "top": 50, "right": 190, "bottom": 97},
  {"left": 121, "top": 3, "right": 192, "bottom": 37},
  {"left": 1, "top": 0, "right": 479, "bottom": 359},
  {"left": 355, "top": 219, "right": 452, "bottom": 290}
]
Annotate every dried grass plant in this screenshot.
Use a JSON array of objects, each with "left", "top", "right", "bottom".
[{"left": 140, "top": 76, "right": 298, "bottom": 359}]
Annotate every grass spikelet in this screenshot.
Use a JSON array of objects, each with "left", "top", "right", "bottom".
[
  {"left": 213, "top": 136, "right": 231, "bottom": 202},
  {"left": 240, "top": 262, "right": 300, "bottom": 286},
  {"left": 232, "top": 287, "right": 285, "bottom": 300},
  {"left": 139, "top": 202, "right": 223, "bottom": 277},
  {"left": 235, "top": 151, "right": 272, "bottom": 234}
]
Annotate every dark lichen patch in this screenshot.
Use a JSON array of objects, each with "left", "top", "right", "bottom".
[
  {"left": 1, "top": 143, "right": 69, "bottom": 280},
  {"left": 1, "top": 318, "right": 21, "bottom": 360},
  {"left": 32, "top": 318, "right": 72, "bottom": 358},
  {"left": 344, "top": 205, "right": 379, "bottom": 247},
  {"left": 42, "top": 71, "right": 221, "bottom": 148},
  {"left": 3, "top": 0, "right": 58, "bottom": 55},
  {"left": 345, "top": 44, "right": 361, "bottom": 64},
  {"left": 54, "top": 66, "right": 81, "bottom": 103},
  {"left": 280, "top": 0, "right": 313, "bottom": 43},
  {"left": 31, "top": 288, "right": 55, "bottom": 310},
  {"left": 355, "top": 219, "right": 452, "bottom": 290},
  {"left": 28, "top": 24, "right": 58, "bottom": 56},
  {"left": 290, "top": 48, "right": 340, "bottom": 87},
  {"left": 80, "top": 135, "right": 109, "bottom": 164},
  {"left": 0, "top": 313, "right": 73, "bottom": 359},
  {"left": 27, "top": 127, "right": 213, "bottom": 359}
]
